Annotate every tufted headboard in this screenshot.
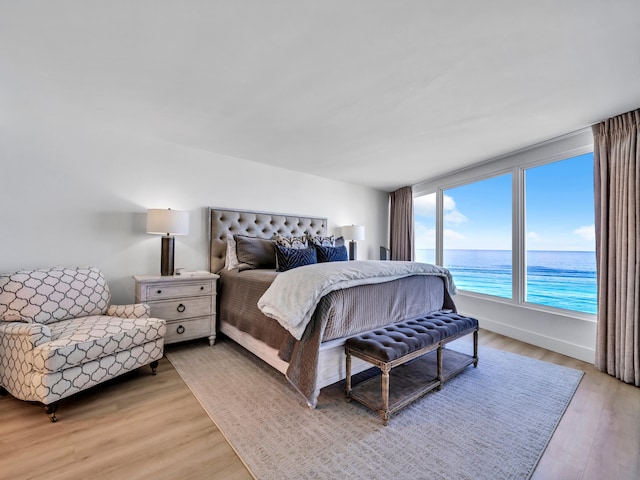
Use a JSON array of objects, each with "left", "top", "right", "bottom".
[{"left": 208, "top": 207, "right": 328, "bottom": 273}]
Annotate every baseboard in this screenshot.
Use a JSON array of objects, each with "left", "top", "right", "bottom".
[{"left": 477, "top": 316, "right": 595, "bottom": 364}]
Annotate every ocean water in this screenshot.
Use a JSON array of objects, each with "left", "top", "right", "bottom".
[{"left": 415, "top": 249, "right": 597, "bottom": 315}]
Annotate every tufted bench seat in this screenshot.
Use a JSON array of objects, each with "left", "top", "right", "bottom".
[{"left": 345, "top": 311, "right": 478, "bottom": 425}]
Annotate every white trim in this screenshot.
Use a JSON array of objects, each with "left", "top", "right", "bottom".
[
  {"left": 513, "top": 168, "right": 525, "bottom": 303},
  {"left": 413, "top": 127, "right": 593, "bottom": 196},
  {"left": 477, "top": 315, "right": 595, "bottom": 363},
  {"left": 454, "top": 292, "right": 596, "bottom": 363},
  {"left": 435, "top": 189, "right": 444, "bottom": 265}
]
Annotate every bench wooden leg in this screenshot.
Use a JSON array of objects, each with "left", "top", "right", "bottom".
[
  {"left": 473, "top": 329, "right": 479, "bottom": 367},
  {"left": 381, "top": 364, "right": 391, "bottom": 426},
  {"left": 436, "top": 345, "right": 443, "bottom": 390},
  {"left": 345, "top": 350, "right": 352, "bottom": 401}
]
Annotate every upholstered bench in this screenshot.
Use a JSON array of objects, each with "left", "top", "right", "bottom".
[{"left": 345, "top": 311, "right": 478, "bottom": 425}]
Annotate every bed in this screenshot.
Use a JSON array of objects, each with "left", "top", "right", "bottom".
[{"left": 208, "top": 207, "right": 457, "bottom": 408}]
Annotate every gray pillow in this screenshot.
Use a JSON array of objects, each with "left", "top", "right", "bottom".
[{"left": 234, "top": 235, "right": 276, "bottom": 270}]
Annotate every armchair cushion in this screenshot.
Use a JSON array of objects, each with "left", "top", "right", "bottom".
[{"left": 36, "top": 315, "right": 165, "bottom": 373}]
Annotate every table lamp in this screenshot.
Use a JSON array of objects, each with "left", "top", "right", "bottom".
[
  {"left": 341, "top": 225, "right": 365, "bottom": 261},
  {"left": 146, "top": 208, "right": 190, "bottom": 276}
]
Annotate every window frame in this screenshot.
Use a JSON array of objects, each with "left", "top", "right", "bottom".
[
  {"left": 414, "top": 129, "right": 596, "bottom": 321},
  {"left": 439, "top": 172, "right": 514, "bottom": 299}
]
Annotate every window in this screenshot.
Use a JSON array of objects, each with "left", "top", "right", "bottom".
[
  {"left": 443, "top": 174, "right": 512, "bottom": 299},
  {"left": 414, "top": 193, "right": 436, "bottom": 264},
  {"left": 524, "top": 153, "right": 596, "bottom": 314},
  {"left": 413, "top": 145, "right": 596, "bottom": 316}
]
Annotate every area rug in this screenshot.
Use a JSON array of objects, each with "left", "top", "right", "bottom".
[{"left": 166, "top": 338, "right": 583, "bottom": 480}]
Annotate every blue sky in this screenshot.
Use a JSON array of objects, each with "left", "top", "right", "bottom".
[{"left": 414, "top": 153, "right": 595, "bottom": 251}]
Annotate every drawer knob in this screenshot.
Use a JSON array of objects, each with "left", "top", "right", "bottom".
[
  {"left": 176, "top": 325, "right": 185, "bottom": 334},
  {"left": 177, "top": 303, "right": 186, "bottom": 313},
  {"left": 157, "top": 290, "right": 162, "bottom": 294},
  {"left": 200, "top": 286, "right": 204, "bottom": 290}
]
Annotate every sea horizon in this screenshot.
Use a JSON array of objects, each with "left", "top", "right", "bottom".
[{"left": 415, "top": 248, "right": 597, "bottom": 315}]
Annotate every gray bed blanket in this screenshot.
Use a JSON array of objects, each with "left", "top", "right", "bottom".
[
  {"left": 258, "top": 260, "right": 457, "bottom": 340},
  {"left": 281, "top": 274, "right": 456, "bottom": 408}
]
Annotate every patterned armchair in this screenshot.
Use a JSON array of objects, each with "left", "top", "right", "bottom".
[{"left": 0, "top": 267, "right": 166, "bottom": 421}]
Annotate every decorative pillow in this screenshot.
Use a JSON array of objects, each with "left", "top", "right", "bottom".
[
  {"left": 307, "top": 234, "right": 335, "bottom": 247},
  {"left": 315, "top": 244, "right": 348, "bottom": 263},
  {"left": 225, "top": 234, "right": 240, "bottom": 270},
  {"left": 275, "top": 245, "right": 317, "bottom": 272},
  {"left": 234, "top": 235, "right": 276, "bottom": 270},
  {"left": 273, "top": 233, "right": 308, "bottom": 249},
  {"left": 334, "top": 236, "right": 345, "bottom": 247}
]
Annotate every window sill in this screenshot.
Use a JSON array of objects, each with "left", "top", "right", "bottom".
[{"left": 455, "top": 290, "right": 597, "bottom": 323}]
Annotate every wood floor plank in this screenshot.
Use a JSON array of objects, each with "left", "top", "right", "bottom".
[
  {"left": 0, "top": 356, "right": 253, "bottom": 480},
  {"left": 1, "top": 331, "right": 638, "bottom": 479}
]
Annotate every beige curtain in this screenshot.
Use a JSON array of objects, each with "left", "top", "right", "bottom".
[
  {"left": 592, "top": 108, "right": 640, "bottom": 387},
  {"left": 389, "top": 186, "right": 414, "bottom": 261}
]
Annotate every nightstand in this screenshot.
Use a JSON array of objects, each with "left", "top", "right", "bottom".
[{"left": 133, "top": 273, "right": 219, "bottom": 346}]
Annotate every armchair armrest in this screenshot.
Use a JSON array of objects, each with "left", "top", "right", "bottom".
[
  {"left": 106, "top": 303, "right": 151, "bottom": 319},
  {"left": 0, "top": 321, "right": 52, "bottom": 350},
  {"left": 0, "top": 322, "right": 52, "bottom": 402}
]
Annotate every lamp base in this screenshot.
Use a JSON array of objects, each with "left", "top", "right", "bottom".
[
  {"left": 161, "top": 236, "right": 175, "bottom": 276},
  {"left": 349, "top": 240, "right": 357, "bottom": 261}
]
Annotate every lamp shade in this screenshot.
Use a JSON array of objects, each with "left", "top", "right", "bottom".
[
  {"left": 146, "top": 209, "right": 190, "bottom": 235},
  {"left": 341, "top": 225, "right": 365, "bottom": 241}
]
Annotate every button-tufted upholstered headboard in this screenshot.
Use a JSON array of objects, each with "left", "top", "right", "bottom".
[{"left": 209, "top": 207, "right": 328, "bottom": 273}]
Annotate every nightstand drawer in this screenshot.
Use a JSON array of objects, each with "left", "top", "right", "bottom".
[
  {"left": 144, "top": 281, "right": 213, "bottom": 300},
  {"left": 149, "top": 296, "right": 212, "bottom": 321},
  {"left": 165, "top": 316, "right": 212, "bottom": 343}
]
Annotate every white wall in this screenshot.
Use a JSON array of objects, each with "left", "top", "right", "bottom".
[
  {"left": 1, "top": 115, "right": 389, "bottom": 304},
  {"left": 454, "top": 294, "right": 596, "bottom": 363}
]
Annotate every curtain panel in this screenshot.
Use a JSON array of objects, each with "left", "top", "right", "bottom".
[
  {"left": 389, "top": 186, "right": 414, "bottom": 262},
  {"left": 592, "top": 108, "right": 640, "bottom": 387}
]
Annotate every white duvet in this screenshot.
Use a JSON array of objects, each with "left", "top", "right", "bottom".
[{"left": 257, "top": 260, "right": 457, "bottom": 340}]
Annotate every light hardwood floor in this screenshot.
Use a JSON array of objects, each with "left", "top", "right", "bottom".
[{"left": 1, "top": 330, "right": 638, "bottom": 480}]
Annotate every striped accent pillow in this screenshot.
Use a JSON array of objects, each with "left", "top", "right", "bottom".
[
  {"left": 315, "top": 245, "right": 348, "bottom": 263},
  {"left": 275, "top": 245, "right": 317, "bottom": 272}
]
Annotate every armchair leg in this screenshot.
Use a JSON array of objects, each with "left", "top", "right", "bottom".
[
  {"left": 0, "top": 386, "right": 7, "bottom": 396},
  {"left": 150, "top": 360, "right": 159, "bottom": 375},
  {"left": 45, "top": 403, "right": 58, "bottom": 423}
]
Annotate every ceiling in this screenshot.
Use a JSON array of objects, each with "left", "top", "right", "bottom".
[{"left": 2, "top": 1, "right": 640, "bottom": 191}]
